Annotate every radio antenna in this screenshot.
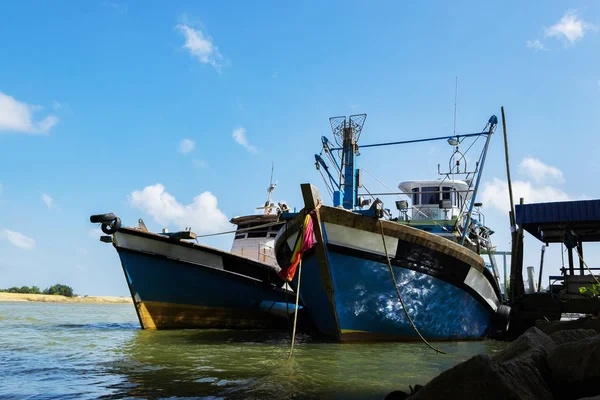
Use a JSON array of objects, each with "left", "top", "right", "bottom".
[{"left": 453, "top": 76, "right": 458, "bottom": 135}]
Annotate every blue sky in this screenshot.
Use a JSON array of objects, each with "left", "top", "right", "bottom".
[{"left": 1, "top": 1, "right": 599, "bottom": 296}]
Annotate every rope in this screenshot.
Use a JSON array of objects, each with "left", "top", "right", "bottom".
[
  {"left": 288, "top": 257, "right": 303, "bottom": 360},
  {"left": 379, "top": 220, "right": 446, "bottom": 354},
  {"left": 192, "top": 220, "right": 283, "bottom": 238},
  {"left": 573, "top": 244, "right": 600, "bottom": 286}
]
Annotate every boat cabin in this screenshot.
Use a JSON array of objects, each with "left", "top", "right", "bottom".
[
  {"left": 229, "top": 214, "right": 284, "bottom": 267},
  {"left": 397, "top": 179, "right": 472, "bottom": 222}
]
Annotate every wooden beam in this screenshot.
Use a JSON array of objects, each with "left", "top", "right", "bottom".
[{"left": 300, "top": 183, "right": 341, "bottom": 340}]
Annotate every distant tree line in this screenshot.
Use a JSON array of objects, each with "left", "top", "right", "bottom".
[{"left": 1, "top": 284, "right": 74, "bottom": 297}]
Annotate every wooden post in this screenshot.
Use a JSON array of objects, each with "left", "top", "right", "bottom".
[
  {"left": 300, "top": 183, "right": 341, "bottom": 340},
  {"left": 502, "top": 107, "right": 516, "bottom": 228},
  {"left": 568, "top": 247, "right": 575, "bottom": 275},
  {"left": 510, "top": 198, "right": 526, "bottom": 301}
]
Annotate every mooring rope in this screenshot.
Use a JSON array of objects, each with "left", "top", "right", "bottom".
[
  {"left": 288, "top": 258, "right": 303, "bottom": 360},
  {"left": 379, "top": 219, "right": 446, "bottom": 354}
]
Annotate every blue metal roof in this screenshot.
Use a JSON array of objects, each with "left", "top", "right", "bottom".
[
  {"left": 515, "top": 199, "right": 600, "bottom": 243},
  {"left": 515, "top": 200, "right": 600, "bottom": 225}
]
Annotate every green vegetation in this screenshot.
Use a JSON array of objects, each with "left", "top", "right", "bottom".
[
  {"left": 579, "top": 284, "right": 600, "bottom": 298},
  {"left": 1, "top": 284, "right": 74, "bottom": 297}
]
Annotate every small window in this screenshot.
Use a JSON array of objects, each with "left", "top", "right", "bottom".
[
  {"left": 421, "top": 187, "right": 439, "bottom": 205},
  {"left": 269, "top": 233, "right": 277, "bottom": 238},
  {"left": 235, "top": 234, "right": 245, "bottom": 239},
  {"left": 248, "top": 230, "right": 269, "bottom": 238},
  {"left": 412, "top": 188, "right": 420, "bottom": 205},
  {"left": 441, "top": 187, "right": 452, "bottom": 201}
]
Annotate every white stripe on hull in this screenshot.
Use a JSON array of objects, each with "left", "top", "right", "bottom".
[
  {"left": 323, "top": 222, "right": 399, "bottom": 257},
  {"left": 113, "top": 231, "right": 224, "bottom": 270},
  {"left": 464, "top": 268, "right": 498, "bottom": 311}
]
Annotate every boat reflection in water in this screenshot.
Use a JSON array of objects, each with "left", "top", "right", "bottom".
[{"left": 102, "top": 328, "right": 507, "bottom": 400}]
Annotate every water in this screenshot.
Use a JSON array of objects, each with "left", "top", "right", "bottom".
[{"left": 0, "top": 301, "right": 507, "bottom": 399}]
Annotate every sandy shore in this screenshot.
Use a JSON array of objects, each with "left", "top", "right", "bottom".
[{"left": 0, "top": 292, "right": 133, "bottom": 304}]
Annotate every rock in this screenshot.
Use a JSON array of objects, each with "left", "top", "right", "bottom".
[
  {"left": 383, "top": 390, "right": 410, "bottom": 400},
  {"left": 408, "top": 354, "right": 553, "bottom": 400},
  {"left": 537, "top": 317, "right": 600, "bottom": 336},
  {"left": 492, "top": 326, "right": 556, "bottom": 373},
  {"left": 547, "top": 334, "right": 600, "bottom": 399},
  {"left": 549, "top": 329, "right": 597, "bottom": 345}
]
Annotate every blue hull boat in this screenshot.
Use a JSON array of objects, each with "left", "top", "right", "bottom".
[
  {"left": 91, "top": 214, "right": 296, "bottom": 330},
  {"left": 274, "top": 113, "right": 510, "bottom": 342}
]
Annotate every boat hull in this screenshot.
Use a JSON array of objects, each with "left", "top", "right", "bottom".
[
  {"left": 113, "top": 229, "right": 294, "bottom": 330},
  {"left": 276, "top": 205, "right": 502, "bottom": 341}
]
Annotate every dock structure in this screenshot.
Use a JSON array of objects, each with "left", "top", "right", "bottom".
[{"left": 508, "top": 199, "right": 600, "bottom": 337}]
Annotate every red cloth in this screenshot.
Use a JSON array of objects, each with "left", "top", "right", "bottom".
[{"left": 278, "top": 213, "right": 316, "bottom": 282}]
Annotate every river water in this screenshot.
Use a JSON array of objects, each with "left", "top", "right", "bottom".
[{"left": 0, "top": 301, "right": 507, "bottom": 399}]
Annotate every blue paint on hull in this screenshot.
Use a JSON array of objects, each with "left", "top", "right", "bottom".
[
  {"left": 298, "top": 250, "right": 492, "bottom": 340},
  {"left": 117, "top": 249, "right": 291, "bottom": 327},
  {"left": 291, "top": 254, "right": 338, "bottom": 337}
]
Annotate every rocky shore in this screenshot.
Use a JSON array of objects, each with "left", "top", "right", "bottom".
[
  {"left": 0, "top": 292, "right": 133, "bottom": 304},
  {"left": 386, "top": 317, "right": 600, "bottom": 400}
]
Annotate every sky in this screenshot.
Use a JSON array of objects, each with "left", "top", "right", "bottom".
[{"left": 1, "top": 1, "right": 599, "bottom": 296}]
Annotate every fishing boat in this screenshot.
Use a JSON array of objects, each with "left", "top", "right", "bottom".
[
  {"left": 90, "top": 173, "right": 298, "bottom": 330},
  {"left": 274, "top": 113, "right": 511, "bottom": 341}
]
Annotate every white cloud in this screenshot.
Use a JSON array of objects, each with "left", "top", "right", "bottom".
[
  {"left": 52, "top": 100, "right": 62, "bottom": 110},
  {"left": 127, "top": 183, "right": 229, "bottom": 234},
  {"left": 526, "top": 39, "right": 546, "bottom": 51},
  {"left": 545, "top": 10, "right": 596, "bottom": 43},
  {"left": 103, "top": 1, "right": 128, "bottom": 14},
  {"left": 232, "top": 128, "right": 257, "bottom": 154},
  {"left": 481, "top": 177, "right": 570, "bottom": 214},
  {"left": 0, "top": 92, "right": 59, "bottom": 134},
  {"left": 41, "top": 193, "right": 55, "bottom": 208},
  {"left": 519, "top": 157, "right": 565, "bottom": 184},
  {"left": 1, "top": 229, "right": 36, "bottom": 250},
  {"left": 179, "top": 138, "right": 195, "bottom": 154},
  {"left": 175, "top": 24, "right": 224, "bottom": 70},
  {"left": 193, "top": 159, "right": 209, "bottom": 168}
]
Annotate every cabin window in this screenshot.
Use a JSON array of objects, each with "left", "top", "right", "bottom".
[
  {"left": 248, "top": 228, "right": 270, "bottom": 238},
  {"left": 412, "top": 188, "right": 420, "bottom": 205},
  {"left": 421, "top": 187, "right": 439, "bottom": 205},
  {"left": 441, "top": 187, "right": 452, "bottom": 201},
  {"left": 235, "top": 234, "right": 245, "bottom": 239}
]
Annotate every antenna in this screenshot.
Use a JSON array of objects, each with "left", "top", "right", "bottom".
[
  {"left": 453, "top": 76, "right": 458, "bottom": 136},
  {"left": 257, "top": 162, "right": 278, "bottom": 213}
]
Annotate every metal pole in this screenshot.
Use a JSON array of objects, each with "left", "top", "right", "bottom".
[
  {"left": 461, "top": 119, "right": 496, "bottom": 245},
  {"left": 537, "top": 244, "right": 545, "bottom": 292},
  {"left": 503, "top": 253, "right": 508, "bottom": 298},
  {"left": 578, "top": 241, "right": 584, "bottom": 275}
]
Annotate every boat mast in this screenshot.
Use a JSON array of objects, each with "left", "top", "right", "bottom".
[
  {"left": 460, "top": 115, "right": 498, "bottom": 245},
  {"left": 328, "top": 114, "right": 367, "bottom": 210}
]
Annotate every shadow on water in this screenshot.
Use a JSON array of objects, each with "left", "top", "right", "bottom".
[
  {"left": 56, "top": 323, "right": 140, "bottom": 331},
  {"left": 100, "top": 328, "right": 509, "bottom": 400}
]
